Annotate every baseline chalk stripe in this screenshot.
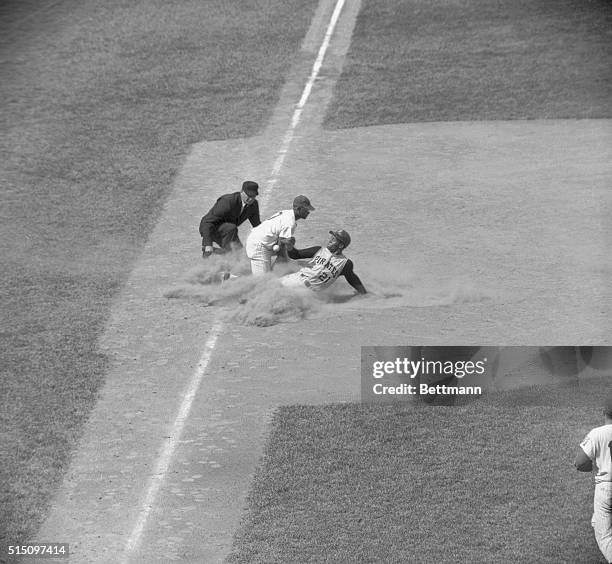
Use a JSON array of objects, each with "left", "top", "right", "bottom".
[
  {"left": 262, "top": 0, "right": 346, "bottom": 206},
  {"left": 121, "top": 0, "right": 346, "bottom": 561},
  {"left": 121, "top": 319, "right": 223, "bottom": 562}
]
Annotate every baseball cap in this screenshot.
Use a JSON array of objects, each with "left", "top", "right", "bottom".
[
  {"left": 329, "top": 229, "right": 351, "bottom": 248},
  {"left": 242, "top": 181, "right": 259, "bottom": 196},
  {"left": 293, "top": 195, "right": 315, "bottom": 211}
]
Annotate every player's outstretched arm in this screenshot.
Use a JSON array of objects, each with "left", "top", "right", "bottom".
[
  {"left": 287, "top": 245, "right": 321, "bottom": 260},
  {"left": 574, "top": 447, "right": 593, "bottom": 472},
  {"left": 342, "top": 260, "right": 367, "bottom": 295},
  {"left": 278, "top": 236, "right": 296, "bottom": 249},
  {"left": 272, "top": 237, "right": 298, "bottom": 264}
]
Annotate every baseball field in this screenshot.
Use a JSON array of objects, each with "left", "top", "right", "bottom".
[{"left": 1, "top": 0, "right": 611, "bottom": 562}]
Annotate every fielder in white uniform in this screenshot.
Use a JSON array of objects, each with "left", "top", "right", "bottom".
[
  {"left": 575, "top": 396, "right": 612, "bottom": 563},
  {"left": 245, "top": 195, "right": 314, "bottom": 275},
  {"left": 280, "top": 229, "right": 367, "bottom": 296}
]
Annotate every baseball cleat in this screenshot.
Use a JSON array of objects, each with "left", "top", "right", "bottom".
[{"left": 219, "top": 271, "right": 239, "bottom": 285}]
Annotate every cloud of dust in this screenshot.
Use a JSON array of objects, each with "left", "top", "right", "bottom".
[
  {"left": 352, "top": 256, "right": 492, "bottom": 309},
  {"left": 164, "top": 253, "right": 321, "bottom": 326},
  {"left": 164, "top": 254, "right": 492, "bottom": 326},
  {"left": 226, "top": 283, "right": 320, "bottom": 327}
]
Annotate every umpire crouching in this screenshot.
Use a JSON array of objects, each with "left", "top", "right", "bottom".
[{"left": 199, "top": 180, "right": 261, "bottom": 257}]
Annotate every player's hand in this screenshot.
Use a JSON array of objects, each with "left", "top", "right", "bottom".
[{"left": 278, "top": 237, "right": 295, "bottom": 251}]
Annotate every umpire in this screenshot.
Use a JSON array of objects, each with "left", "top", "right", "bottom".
[{"left": 199, "top": 180, "right": 261, "bottom": 257}]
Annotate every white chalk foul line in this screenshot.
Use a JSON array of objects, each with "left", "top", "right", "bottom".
[
  {"left": 120, "top": 319, "right": 222, "bottom": 563},
  {"left": 121, "top": 0, "right": 346, "bottom": 560},
  {"left": 262, "top": 0, "right": 346, "bottom": 206}
]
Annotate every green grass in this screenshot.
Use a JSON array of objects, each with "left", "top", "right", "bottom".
[
  {"left": 325, "top": 0, "right": 612, "bottom": 127},
  {"left": 228, "top": 376, "right": 610, "bottom": 563},
  {"left": 0, "top": 0, "right": 318, "bottom": 547}
]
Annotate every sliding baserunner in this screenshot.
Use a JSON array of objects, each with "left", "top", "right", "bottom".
[{"left": 280, "top": 229, "right": 367, "bottom": 296}]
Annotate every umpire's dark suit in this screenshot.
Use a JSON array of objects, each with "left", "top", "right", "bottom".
[{"left": 199, "top": 192, "right": 261, "bottom": 253}]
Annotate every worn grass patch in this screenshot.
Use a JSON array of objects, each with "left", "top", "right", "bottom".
[
  {"left": 325, "top": 0, "right": 612, "bottom": 127},
  {"left": 0, "top": 0, "right": 317, "bottom": 547},
  {"left": 228, "top": 376, "right": 610, "bottom": 563}
]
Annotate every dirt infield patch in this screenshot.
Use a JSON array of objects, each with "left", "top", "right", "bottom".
[
  {"left": 274, "top": 118, "right": 611, "bottom": 342},
  {"left": 166, "top": 114, "right": 612, "bottom": 338}
]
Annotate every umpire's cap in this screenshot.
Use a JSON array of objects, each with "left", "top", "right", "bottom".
[
  {"left": 293, "top": 195, "right": 315, "bottom": 211},
  {"left": 242, "top": 181, "right": 259, "bottom": 196},
  {"left": 329, "top": 229, "right": 351, "bottom": 248}
]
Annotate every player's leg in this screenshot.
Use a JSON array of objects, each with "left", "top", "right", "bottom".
[
  {"left": 250, "top": 259, "right": 271, "bottom": 275},
  {"left": 280, "top": 272, "right": 309, "bottom": 289},
  {"left": 246, "top": 242, "right": 272, "bottom": 276},
  {"left": 592, "top": 483, "right": 612, "bottom": 563},
  {"left": 213, "top": 223, "right": 241, "bottom": 253}
]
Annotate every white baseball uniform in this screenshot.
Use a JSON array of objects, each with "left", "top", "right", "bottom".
[
  {"left": 580, "top": 424, "right": 612, "bottom": 563},
  {"left": 246, "top": 210, "right": 296, "bottom": 275},
  {"left": 280, "top": 248, "right": 348, "bottom": 291}
]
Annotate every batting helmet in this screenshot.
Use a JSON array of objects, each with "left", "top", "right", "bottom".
[{"left": 329, "top": 229, "right": 351, "bottom": 248}]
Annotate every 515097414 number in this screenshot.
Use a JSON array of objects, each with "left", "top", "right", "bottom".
[{"left": 6, "top": 543, "right": 69, "bottom": 558}]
